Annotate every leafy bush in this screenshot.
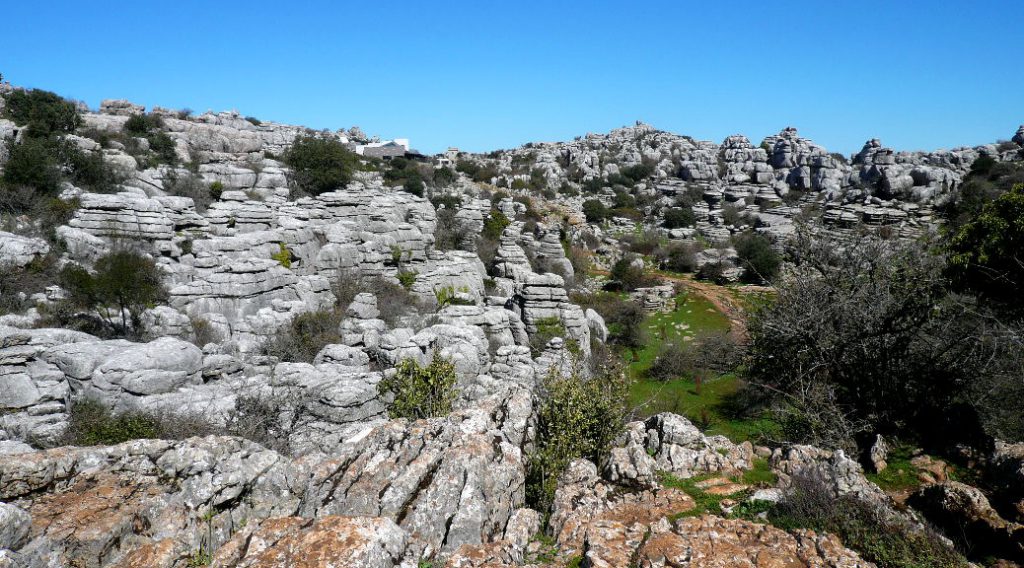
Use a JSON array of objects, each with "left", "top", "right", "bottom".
[
  {"left": 663, "top": 207, "right": 695, "bottom": 229},
  {"left": 582, "top": 199, "right": 609, "bottom": 222},
  {"left": 768, "top": 475, "right": 968, "bottom": 568},
  {"left": 574, "top": 292, "right": 645, "bottom": 349},
  {"left": 59, "top": 250, "right": 168, "bottom": 338},
  {"left": 609, "top": 257, "right": 653, "bottom": 291},
  {"left": 733, "top": 231, "right": 780, "bottom": 283},
  {"left": 59, "top": 398, "right": 219, "bottom": 447},
  {"left": 526, "top": 365, "right": 629, "bottom": 513},
  {"left": 948, "top": 183, "right": 1024, "bottom": 312},
  {"left": 271, "top": 243, "right": 292, "bottom": 268},
  {"left": 432, "top": 166, "right": 456, "bottom": 187},
  {"left": 284, "top": 134, "right": 359, "bottom": 195},
  {"left": 244, "top": 116, "right": 262, "bottom": 126},
  {"left": 147, "top": 131, "right": 178, "bottom": 165},
  {"left": 2, "top": 88, "right": 80, "bottom": 137},
  {"left": 331, "top": 269, "right": 420, "bottom": 326},
  {"left": 260, "top": 309, "right": 342, "bottom": 363},
  {"left": 482, "top": 209, "right": 511, "bottom": 240},
  {"left": 164, "top": 170, "right": 213, "bottom": 211},
  {"left": 619, "top": 162, "right": 654, "bottom": 182},
  {"left": 123, "top": 113, "right": 165, "bottom": 136},
  {"left": 657, "top": 241, "right": 702, "bottom": 273},
  {"left": 378, "top": 354, "right": 459, "bottom": 420},
  {"left": 434, "top": 207, "right": 472, "bottom": 251},
  {"left": 1, "top": 137, "right": 62, "bottom": 199},
  {"left": 747, "top": 229, "right": 1024, "bottom": 449}
]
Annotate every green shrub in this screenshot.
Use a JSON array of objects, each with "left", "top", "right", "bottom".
[
  {"left": 619, "top": 162, "right": 654, "bottom": 182},
  {"left": 432, "top": 166, "right": 456, "bottom": 187},
  {"left": 59, "top": 398, "right": 219, "bottom": 447},
  {"left": 59, "top": 250, "right": 168, "bottom": 338},
  {"left": 582, "top": 199, "right": 609, "bottom": 222},
  {"left": 2, "top": 88, "right": 80, "bottom": 137},
  {"left": 148, "top": 131, "right": 178, "bottom": 165},
  {"left": 663, "top": 207, "right": 695, "bottom": 229},
  {"left": 768, "top": 475, "right": 968, "bottom": 568},
  {"left": 164, "top": 171, "right": 213, "bottom": 211},
  {"left": 378, "top": 353, "right": 459, "bottom": 420},
  {"left": 271, "top": 242, "right": 292, "bottom": 268},
  {"left": 284, "top": 134, "right": 359, "bottom": 195},
  {"left": 609, "top": 257, "right": 652, "bottom": 291},
  {"left": 734, "top": 231, "right": 780, "bottom": 283},
  {"left": 397, "top": 270, "right": 417, "bottom": 290},
  {"left": 244, "top": 116, "right": 262, "bottom": 126},
  {"left": 123, "top": 113, "right": 165, "bottom": 136},
  {"left": 526, "top": 365, "right": 629, "bottom": 513},
  {"left": 1, "top": 137, "right": 62, "bottom": 199},
  {"left": 209, "top": 181, "right": 224, "bottom": 200},
  {"left": 482, "top": 209, "right": 511, "bottom": 240},
  {"left": 260, "top": 309, "right": 342, "bottom": 363}
]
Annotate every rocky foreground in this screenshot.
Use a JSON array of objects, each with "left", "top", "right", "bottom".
[{"left": 1, "top": 87, "right": 1023, "bottom": 566}]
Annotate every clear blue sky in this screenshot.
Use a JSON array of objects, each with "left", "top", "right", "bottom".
[{"left": 3, "top": 1, "right": 1022, "bottom": 155}]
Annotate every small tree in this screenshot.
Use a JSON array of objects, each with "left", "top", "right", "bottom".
[
  {"left": 378, "top": 353, "right": 459, "bottom": 420},
  {"left": 734, "top": 231, "right": 781, "bottom": 283},
  {"left": 582, "top": 199, "right": 609, "bottom": 222},
  {"left": 2, "top": 88, "right": 80, "bottom": 138},
  {"left": 284, "top": 134, "right": 359, "bottom": 195},
  {"left": 526, "top": 363, "right": 629, "bottom": 513},
  {"left": 663, "top": 207, "right": 695, "bottom": 229},
  {"left": 60, "top": 250, "right": 168, "bottom": 337}
]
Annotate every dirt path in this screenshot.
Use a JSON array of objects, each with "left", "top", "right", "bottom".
[{"left": 592, "top": 269, "right": 769, "bottom": 341}]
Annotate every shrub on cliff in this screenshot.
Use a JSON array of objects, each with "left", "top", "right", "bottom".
[
  {"left": 378, "top": 353, "right": 459, "bottom": 420},
  {"left": 284, "top": 134, "right": 359, "bottom": 195},
  {"left": 2, "top": 88, "right": 80, "bottom": 138},
  {"left": 59, "top": 250, "right": 168, "bottom": 339}
]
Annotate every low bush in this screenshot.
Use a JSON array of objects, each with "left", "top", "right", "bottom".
[
  {"left": 734, "top": 231, "right": 780, "bottom": 283},
  {"left": 768, "top": 474, "right": 968, "bottom": 568},
  {"left": 582, "top": 199, "right": 609, "bottom": 223},
  {"left": 331, "top": 269, "right": 420, "bottom": 326},
  {"left": 378, "top": 353, "right": 459, "bottom": 420},
  {"left": 123, "top": 113, "right": 165, "bottom": 136},
  {"left": 2, "top": 88, "right": 80, "bottom": 137},
  {"left": 260, "top": 309, "right": 342, "bottom": 363},
  {"left": 609, "top": 257, "right": 654, "bottom": 291},
  {"left": 526, "top": 365, "right": 629, "bottom": 513},
  {"left": 59, "top": 250, "right": 168, "bottom": 339},
  {"left": 482, "top": 209, "right": 511, "bottom": 240},
  {"left": 284, "top": 134, "right": 360, "bottom": 195},
  {"left": 59, "top": 398, "right": 219, "bottom": 447},
  {"left": 663, "top": 207, "right": 695, "bottom": 229},
  {"left": 434, "top": 207, "right": 472, "bottom": 251},
  {"left": 647, "top": 332, "right": 742, "bottom": 381},
  {"left": 656, "top": 241, "right": 702, "bottom": 273},
  {"left": 573, "top": 291, "right": 645, "bottom": 349},
  {"left": 530, "top": 316, "right": 565, "bottom": 356},
  {"left": 164, "top": 170, "right": 214, "bottom": 211}
]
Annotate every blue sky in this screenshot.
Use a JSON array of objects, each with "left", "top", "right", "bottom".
[{"left": 3, "top": 1, "right": 1022, "bottom": 155}]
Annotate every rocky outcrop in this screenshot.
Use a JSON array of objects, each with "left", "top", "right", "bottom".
[
  {"left": 909, "top": 481, "right": 1024, "bottom": 560},
  {"left": 0, "top": 233, "right": 49, "bottom": 268}
]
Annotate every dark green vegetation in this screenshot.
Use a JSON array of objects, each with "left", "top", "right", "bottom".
[
  {"left": 526, "top": 364, "right": 630, "bottom": 514},
  {"left": 733, "top": 232, "right": 780, "bottom": 283},
  {"left": 259, "top": 308, "right": 343, "bottom": 363},
  {"left": 747, "top": 228, "right": 1024, "bottom": 452},
  {"left": 383, "top": 156, "right": 425, "bottom": 197},
  {"left": 948, "top": 183, "right": 1024, "bottom": 313},
  {"left": 59, "top": 398, "right": 219, "bottom": 447},
  {"left": 377, "top": 354, "right": 459, "bottom": 420},
  {"left": 1, "top": 89, "right": 122, "bottom": 217},
  {"left": 283, "top": 133, "right": 360, "bottom": 195},
  {"left": 58, "top": 250, "right": 168, "bottom": 339}
]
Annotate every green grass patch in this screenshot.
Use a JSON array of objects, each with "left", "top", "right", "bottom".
[
  {"left": 658, "top": 471, "right": 728, "bottom": 518},
  {"left": 628, "top": 373, "right": 779, "bottom": 443},
  {"left": 741, "top": 457, "right": 778, "bottom": 486},
  {"left": 627, "top": 293, "right": 730, "bottom": 377}
]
